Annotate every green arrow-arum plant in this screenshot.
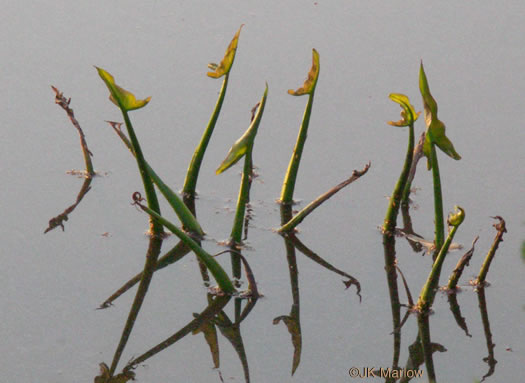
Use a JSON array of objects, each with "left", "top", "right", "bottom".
[
  {"left": 419, "top": 62, "right": 461, "bottom": 257},
  {"left": 216, "top": 84, "right": 268, "bottom": 277},
  {"left": 279, "top": 49, "right": 320, "bottom": 204},
  {"left": 417, "top": 206, "right": 465, "bottom": 313},
  {"left": 96, "top": 66, "right": 163, "bottom": 236},
  {"left": 183, "top": 25, "right": 244, "bottom": 199},
  {"left": 382, "top": 93, "right": 419, "bottom": 236},
  {"left": 108, "top": 121, "right": 203, "bottom": 236},
  {"left": 132, "top": 193, "right": 235, "bottom": 294}
]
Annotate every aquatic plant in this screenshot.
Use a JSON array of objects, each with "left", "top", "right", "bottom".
[
  {"left": 108, "top": 121, "right": 204, "bottom": 236},
  {"left": 419, "top": 62, "right": 461, "bottom": 256},
  {"left": 96, "top": 66, "right": 163, "bottom": 236},
  {"left": 183, "top": 25, "right": 244, "bottom": 199},
  {"left": 133, "top": 193, "right": 235, "bottom": 294},
  {"left": 382, "top": 93, "right": 419, "bottom": 236},
  {"left": 216, "top": 84, "right": 268, "bottom": 277},
  {"left": 280, "top": 49, "right": 320, "bottom": 204},
  {"left": 417, "top": 205, "right": 465, "bottom": 312}
]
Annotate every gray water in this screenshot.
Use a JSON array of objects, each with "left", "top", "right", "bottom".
[{"left": 2, "top": 1, "right": 524, "bottom": 382}]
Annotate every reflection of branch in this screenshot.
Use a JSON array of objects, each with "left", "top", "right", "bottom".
[
  {"left": 44, "top": 177, "right": 92, "bottom": 233},
  {"left": 278, "top": 162, "right": 370, "bottom": 233},
  {"left": 123, "top": 295, "right": 231, "bottom": 372},
  {"left": 477, "top": 287, "right": 497, "bottom": 382},
  {"left": 286, "top": 233, "right": 361, "bottom": 301},
  {"left": 447, "top": 293, "right": 471, "bottom": 337},
  {"left": 51, "top": 86, "right": 95, "bottom": 176},
  {"left": 99, "top": 241, "right": 190, "bottom": 308}
]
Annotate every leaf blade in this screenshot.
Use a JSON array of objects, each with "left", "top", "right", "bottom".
[
  {"left": 207, "top": 25, "right": 243, "bottom": 79},
  {"left": 288, "top": 49, "right": 320, "bottom": 96},
  {"left": 96, "top": 66, "right": 151, "bottom": 112}
]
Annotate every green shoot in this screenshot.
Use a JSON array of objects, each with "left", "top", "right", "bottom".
[
  {"left": 183, "top": 25, "right": 243, "bottom": 198},
  {"left": 109, "top": 122, "right": 203, "bottom": 236},
  {"left": 279, "top": 49, "right": 320, "bottom": 204},
  {"left": 417, "top": 206, "right": 465, "bottom": 312},
  {"left": 419, "top": 62, "right": 461, "bottom": 256},
  {"left": 216, "top": 84, "right": 268, "bottom": 277},
  {"left": 382, "top": 93, "right": 419, "bottom": 236},
  {"left": 96, "top": 67, "right": 163, "bottom": 236}
]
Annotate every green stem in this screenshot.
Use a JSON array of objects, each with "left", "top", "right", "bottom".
[
  {"left": 418, "top": 224, "right": 460, "bottom": 312},
  {"left": 430, "top": 144, "right": 444, "bottom": 257},
  {"left": 183, "top": 74, "right": 229, "bottom": 198},
  {"left": 280, "top": 92, "right": 315, "bottom": 204},
  {"left": 137, "top": 201, "right": 235, "bottom": 294},
  {"left": 122, "top": 110, "right": 163, "bottom": 235},
  {"left": 111, "top": 123, "right": 203, "bottom": 236},
  {"left": 230, "top": 147, "right": 252, "bottom": 244},
  {"left": 383, "top": 123, "right": 415, "bottom": 234}
]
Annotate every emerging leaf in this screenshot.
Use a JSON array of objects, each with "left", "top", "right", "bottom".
[
  {"left": 448, "top": 205, "right": 465, "bottom": 227},
  {"left": 387, "top": 93, "right": 420, "bottom": 127},
  {"left": 419, "top": 62, "right": 461, "bottom": 168},
  {"left": 207, "top": 25, "right": 243, "bottom": 79},
  {"left": 216, "top": 84, "right": 268, "bottom": 174},
  {"left": 288, "top": 49, "right": 320, "bottom": 96},
  {"left": 95, "top": 67, "right": 151, "bottom": 112}
]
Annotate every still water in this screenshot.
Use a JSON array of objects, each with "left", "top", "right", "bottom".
[{"left": 2, "top": 1, "right": 524, "bottom": 382}]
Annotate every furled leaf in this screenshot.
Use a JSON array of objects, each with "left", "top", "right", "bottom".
[
  {"left": 288, "top": 49, "right": 320, "bottom": 96},
  {"left": 96, "top": 67, "right": 151, "bottom": 111},
  {"left": 216, "top": 84, "right": 268, "bottom": 174},
  {"left": 419, "top": 62, "right": 461, "bottom": 168},
  {"left": 387, "top": 93, "right": 420, "bottom": 127},
  {"left": 207, "top": 25, "right": 243, "bottom": 79}
]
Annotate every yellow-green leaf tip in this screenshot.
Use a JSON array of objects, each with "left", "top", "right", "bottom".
[
  {"left": 207, "top": 25, "right": 244, "bottom": 79},
  {"left": 288, "top": 48, "right": 320, "bottom": 96},
  {"left": 387, "top": 93, "right": 420, "bottom": 127},
  {"left": 95, "top": 66, "right": 151, "bottom": 112},
  {"left": 216, "top": 83, "right": 268, "bottom": 175}
]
